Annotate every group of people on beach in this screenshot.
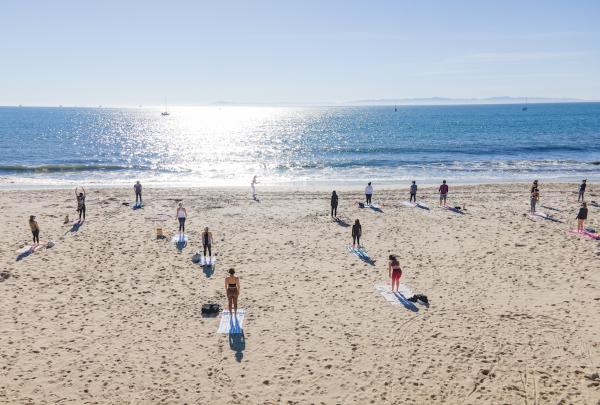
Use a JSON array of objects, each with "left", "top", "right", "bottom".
[
  {"left": 529, "top": 179, "right": 590, "bottom": 232},
  {"left": 329, "top": 178, "right": 594, "bottom": 292},
  {"left": 23, "top": 176, "right": 594, "bottom": 306}
]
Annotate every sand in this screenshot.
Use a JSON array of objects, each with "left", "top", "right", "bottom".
[{"left": 1, "top": 183, "right": 599, "bottom": 404}]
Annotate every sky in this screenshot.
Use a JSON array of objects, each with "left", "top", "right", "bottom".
[{"left": 1, "top": 0, "right": 599, "bottom": 106}]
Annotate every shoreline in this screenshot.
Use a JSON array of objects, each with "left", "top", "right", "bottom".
[{"left": 0, "top": 177, "right": 595, "bottom": 192}]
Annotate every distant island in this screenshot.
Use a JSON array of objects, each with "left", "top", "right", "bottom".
[{"left": 344, "top": 96, "right": 587, "bottom": 106}]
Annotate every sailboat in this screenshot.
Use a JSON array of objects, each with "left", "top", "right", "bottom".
[
  {"left": 394, "top": 105, "right": 398, "bottom": 112},
  {"left": 522, "top": 97, "right": 528, "bottom": 111},
  {"left": 161, "top": 97, "right": 170, "bottom": 116}
]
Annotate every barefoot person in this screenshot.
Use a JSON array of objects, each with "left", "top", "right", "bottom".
[
  {"left": 75, "top": 187, "right": 86, "bottom": 221},
  {"left": 331, "top": 191, "right": 338, "bottom": 218},
  {"left": 438, "top": 180, "right": 448, "bottom": 206},
  {"left": 576, "top": 202, "right": 588, "bottom": 233},
  {"left": 29, "top": 215, "right": 40, "bottom": 245},
  {"left": 201, "top": 227, "right": 213, "bottom": 258},
  {"left": 410, "top": 181, "right": 417, "bottom": 203},
  {"left": 251, "top": 175, "right": 258, "bottom": 200},
  {"left": 578, "top": 179, "right": 587, "bottom": 202},
  {"left": 365, "top": 182, "right": 373, "bottom": 205},
  {"left": 530, "top": 187, "right": 540, "bottom": 214},
  {"left": 225, "top": 268, "right": 240, "bottom": 315},
  {"left": 388, "top": 255, "right": 402, "bottom": 293},
  {"left": 352, "top": 219, "right": 362, "bottom": 248},
  {"left": 176, "top": 203, "right": 187, "bottom": 235},
  {"left": 134, "top": 181, "right": 142, "bottom": 204}
]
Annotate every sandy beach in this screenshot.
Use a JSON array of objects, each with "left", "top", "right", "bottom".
[{"left": 1, "top": 183, "right": 599, "bottom": 404}]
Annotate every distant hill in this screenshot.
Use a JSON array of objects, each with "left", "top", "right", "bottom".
[{"left": 345, "top": 97, "right": 588, "bottom": 106}]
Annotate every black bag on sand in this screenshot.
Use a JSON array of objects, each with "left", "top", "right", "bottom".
[
  {"left": 201, "top": 303, "right": 221, "bottom": 315},
  {"left": 414, "top": 294, "right": 429, "bottom": 304}
]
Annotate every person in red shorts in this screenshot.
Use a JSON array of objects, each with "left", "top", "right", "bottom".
[{"left": 388, "top": 255, "right": 402, "bottom": 292}]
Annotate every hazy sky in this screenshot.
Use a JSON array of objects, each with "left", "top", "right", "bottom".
[{"left": 1, "top": 0, "right": 599, "bottom": 106}]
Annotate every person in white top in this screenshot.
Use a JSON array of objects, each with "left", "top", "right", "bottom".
[
  {"left": 251, "top": 175, "right": 258, "bottom": 200},
  {"left": 176, "top": 202, "right": 187, "bottom": 235},
  {"left": 365, "top": 182, "right": 373, "bottom": 205}
]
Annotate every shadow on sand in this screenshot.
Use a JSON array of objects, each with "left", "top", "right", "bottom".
[
  {"left": 229, "top": 331, "right": 246, "bottom": 362},
  {"left": 16, "top": 248, "right": 33, "bottom": 262},
  {"left": 392, "top": 292, "right": 419, "bottom": 312},
  {"left": 334, "top": 218, "right": 350, "bottom": 227},
  {"left": 70, "top": 220, "right": 84, "bottom": 233},
  {"left": 202, "top": 264, "right": 215, "bottom": 278}
]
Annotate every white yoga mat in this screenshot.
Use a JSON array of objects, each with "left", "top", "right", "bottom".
[
  {"left": 375, "top": 283, "right": 415, "bottom": 305},
  {"left": 171, "top": 234, "right": 188, "bottom": 244},
  {"left": 217, "top": 309, "right": 246, "bottom": 334},
  {"left": 200, "top": 256, "right": 216, "bottom": 266}
]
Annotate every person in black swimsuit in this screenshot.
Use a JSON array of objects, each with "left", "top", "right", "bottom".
[
  {"left": 225, "top": 268, "right": 240, "bottom": 315},
  {"left": 202, "top": 227, "right": 213, "bottom": 257},
  {"left": 352, "top": 219, "right": 362, "bottom": 248},
  {"left": 331, "top": 191, "right": 338, "bottom": 218}
]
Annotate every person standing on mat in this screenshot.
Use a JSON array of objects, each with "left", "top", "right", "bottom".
[
  {"left": 75, "top": 186, "right": 86, "bottom": 221},
  {"left": 365, "top": 182, "right": 373, "bottom": 205},
  {"left": 410, "top": 181, "right": 417, "bottom": 203},
  {"left": 201, "top": 227, "right": 213, "bottom": 258},
  {"left": 530, "top": 187, "right": 540, "bottom": 213},
  {"left": 388, "top": 255, "right": 402, "bottom": 293},
  {"left": 176, "top": 202, "right": 187, "bottom": 235},
  {"left": 134, "top": 181, "right": 142, "bottom": 204},
  {"left": 578, "top": 179, "right": 587, "bottom": 202},
  {"left": 29, "top": 215, "right": 40, "bottom": 246},
  {"left": 331, "top": 191, "right": 338, "bottom": 218},
  {"left": 438, "top": 180, "right": 448, "bottom": 206},
  {"left": 576, "top": 202, "right": 588, "bottom": 233},
  {"left": 352, "top": 219, "right": 362, "bottom": 248},
  {"left": 225, "top": 268, "right": 240, "bottom": 315}
]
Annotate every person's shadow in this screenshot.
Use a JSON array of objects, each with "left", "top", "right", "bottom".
[
  {"left": 16, "top": 248, "right": 33, "bottom": 262},
  {"left": 203, "top": 264, "right": 214, "bottom": 278},
  {"left": 334, "top": 218, "right": 350, "bottom": 227},
  {"left": 393, "top": 292, "right": 419, "bottom": 312},
  {"left": 229, "top": 331, "right": 246, "bottom": 362},
  {"left": 70, "top": 220, "right": 84, "bottom": 233}
]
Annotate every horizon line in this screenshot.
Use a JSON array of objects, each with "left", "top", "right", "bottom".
[{"left": 1, "top": 96, "right": 599, "bottom": 109}]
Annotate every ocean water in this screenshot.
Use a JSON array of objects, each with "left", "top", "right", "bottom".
[{"left": 0, "top": 103, "right": 599, "bottom": 188}]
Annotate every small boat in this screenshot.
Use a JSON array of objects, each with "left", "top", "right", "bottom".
[
  {"left": 161, "top": 97, "right": 170, "bottom": 116},
  {"left": 522, "top": 97, "right": 528, "bottom": 111}
]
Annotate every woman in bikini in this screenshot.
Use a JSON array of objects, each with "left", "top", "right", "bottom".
[
  {"left": 388, "top": 255, "right": 402, "bottom": 292},
  {"left": 225, "top": 268, "right": 240, "bottom": 315}
]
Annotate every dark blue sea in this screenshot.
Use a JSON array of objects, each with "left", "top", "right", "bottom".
[{"left": 0, "top": 103, "right": 598, "bottom": 187}]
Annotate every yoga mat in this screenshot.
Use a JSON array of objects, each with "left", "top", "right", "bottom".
[{"left": 217, "top": 310, "right": 246, "bottom": 334}]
